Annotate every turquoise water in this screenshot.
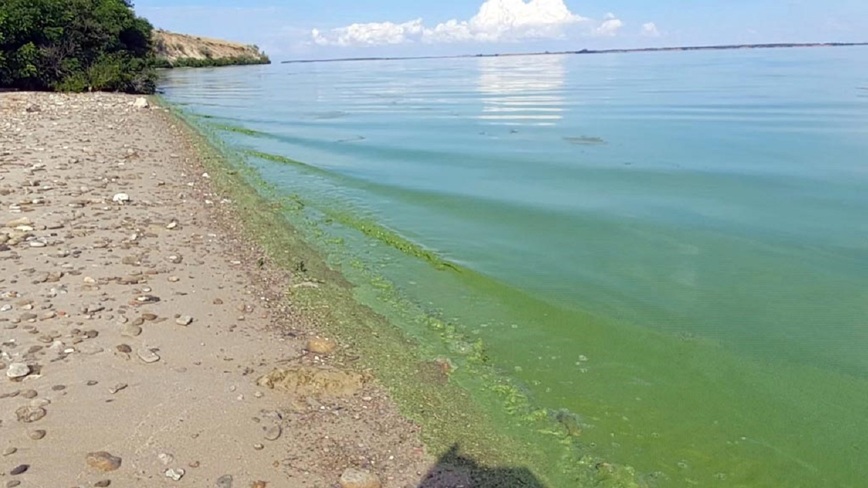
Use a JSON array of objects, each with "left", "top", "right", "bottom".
[{"left": 161, "top": 47, "right": 868, "bottom": 486}]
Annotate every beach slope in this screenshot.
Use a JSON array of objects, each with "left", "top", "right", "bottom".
[{"left": 0, "top": 92, "right": 440, "bottom": 487}]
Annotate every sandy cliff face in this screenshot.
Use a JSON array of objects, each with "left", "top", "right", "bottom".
[{"left": 152, "top": 30, "right": 270, "bottom": 65}]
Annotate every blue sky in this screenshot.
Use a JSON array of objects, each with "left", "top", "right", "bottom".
[{"left": 135, "top": 0, "right": 868, "bottom": 60}]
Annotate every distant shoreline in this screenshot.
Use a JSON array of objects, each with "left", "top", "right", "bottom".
[{"left": 282, "top": 41, "right": 868, "bottom": 65}]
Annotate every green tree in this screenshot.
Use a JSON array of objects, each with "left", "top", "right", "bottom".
[{"left": 0, "top": 0, "right": 156, "bottom": 93}]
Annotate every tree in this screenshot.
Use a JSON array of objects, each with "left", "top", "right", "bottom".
[{"left": 0, "top": 0, "right": 156, "bottom": 93}]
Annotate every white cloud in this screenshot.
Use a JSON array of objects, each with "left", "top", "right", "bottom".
[
  {"left": 641, "top": 22, "right": 661, "bottom": 38},
  {"left": 594, "top": 13, "right": 623, "bottom": 38},
  {"left": 312, "top": 19, "right": 424, "bottom": 47},
  {"left": 310, "top": 0, "right": 623, "bottom": 47}
]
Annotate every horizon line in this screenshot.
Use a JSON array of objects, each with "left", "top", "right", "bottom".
[{"left": 280, "top": 41, "right": 868, "bottom": 64}]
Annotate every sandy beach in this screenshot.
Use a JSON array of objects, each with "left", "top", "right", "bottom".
[{"left": 0, "top": 92, "right": 459, "bottom": 488}]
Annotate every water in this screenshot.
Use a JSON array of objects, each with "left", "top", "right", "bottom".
[{"left": 161, "top": 47, "right": 868, "bottom": 486}]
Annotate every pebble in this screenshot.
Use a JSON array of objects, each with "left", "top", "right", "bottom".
[
  {"left": 7, "top": 480, "right": 22, "bottom": 488},
  {"left": 112, "top": 193, "right": 130, "bottom": 204},
  {"left": 306, "top": 337, "right": 337, "bottom": 355},
  {"left": 263, "top": 424, "right": 282, "bottom": 441},
  {"left": 165, "top": 468, "right": 185, "bottom": 481},
  {"left": 176, "top": 315, "right": 193, "bottom": 326},
  {"left": 253, "top": 443, "right": 264, "bottom": 451},
  {"left": 3, "top": 447, "right": 17, "bottom": 456},
  {"left": 122, "top": 324, "right": 142, "bottom": 337},
  {"left": 339, "top": 468, "right": 382, "bottom": 488},
  {"left": 158, "top": 453, "right": 174, "bottom": 465},
  {"left": 29, "top": 429, "right": 46, "bottom": 440},
  {"left": 6, "top": 363, "right": 31, "bottom": 379},
  {"left": 9, "top": 464, "right": 28, "bottom": 475},
  {"left": 250, "top": 482, "right": 267, "bottom": 488},
  {"left": 95, "top": 480, "right": 111, "bottom": 487},
  {"left": 216, "top": 475, "right": 233, "bottom": 488},
  {"left": 86, "top": 451, "right": 122, "bottom": 472},
  {"left": 15, "top": 406, "right": 46, "bottom": 423},
  {"left": 21, "top": 390, "right": 37, "bottom": 399},
  {"left": 136, "top": 348, "right": 160, "bottom": 363},
  {"left": 116, "top": 344, "right": 132, "bottom": 354}
]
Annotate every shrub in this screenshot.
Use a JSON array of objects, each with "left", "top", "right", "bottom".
[{"left": 0, "top": 0, "right": 156, "bottom": 93}]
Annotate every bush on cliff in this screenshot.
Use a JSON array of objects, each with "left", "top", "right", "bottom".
[{"left": 0, "top": 0, "right": 156, "bottom": 93}]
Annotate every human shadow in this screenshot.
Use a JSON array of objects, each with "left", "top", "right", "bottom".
[{"left": 417, "top": 444, "right": 545, "bottom": 488}]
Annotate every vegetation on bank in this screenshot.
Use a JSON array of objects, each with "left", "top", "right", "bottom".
[
  {"left": 153, "top": 55, "right": 270, "bottom": 69},
  {"left": 0, "top": 0, "right": 156, "bottom": 93}
]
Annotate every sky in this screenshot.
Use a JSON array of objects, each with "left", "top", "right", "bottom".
[{"left": 135, "top": 0, "right": 868, "bottom": 61}]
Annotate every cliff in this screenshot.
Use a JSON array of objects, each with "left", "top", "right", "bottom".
[{"left": 152, "top": 30, "right": 270, "bottom": 68}]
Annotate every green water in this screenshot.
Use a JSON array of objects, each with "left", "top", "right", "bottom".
[{"left": 161, "top": 48, "right": 868, "bottom": 486}]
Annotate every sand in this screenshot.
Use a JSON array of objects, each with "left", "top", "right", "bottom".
[{"left": 0, "top": 92, "right": 447, "bottom": 488}]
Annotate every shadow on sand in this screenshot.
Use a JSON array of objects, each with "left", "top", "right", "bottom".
[{"left": 417, "top": 444, "right": 545, "bottom": 488}]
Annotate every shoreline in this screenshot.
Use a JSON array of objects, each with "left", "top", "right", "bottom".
[
  {"left": 0, "top": 91, "right": 441, "bottom": 487},
  {"left": 165, "top": 95, "right": 657, "bottom": 487},
  {"left": 163, "top": 100, "right": 566, "bottom": 486},
  {"left": 281, "top": 41, "right": 868, "bottom": 64}
]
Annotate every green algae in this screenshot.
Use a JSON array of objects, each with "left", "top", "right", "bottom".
[
  {"left": 159, "top": 100, "right": 652, "bottom": 487},
  {"left": 243, "top": 149, "right": 460, "bottom": 271},
  {"left": 209, "top": 122, "right": 268, "bottom": 137}
]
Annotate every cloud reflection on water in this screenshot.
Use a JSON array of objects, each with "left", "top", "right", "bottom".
[{"left": 476, "top": 54, "right": 566, "bottom": 126}]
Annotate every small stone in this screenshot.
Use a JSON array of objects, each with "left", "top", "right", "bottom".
[
  {"left": 15, "top": 406, "right": 46, "bottom": 423},
  {"left": 3, "top": 447, "right": 17, "bottom": 456},
  {"left": 112, "top": 193, "right": 130, "bottom": 204},
  {"left": 250, "top": 482, "right": 267, "bottom": 488},
  {"left": 141, "top": 313, "right": 158, "bottom": 321},
  {"left": 6, "top": 363, "right": 31, "bottom": 379},
  {"left": 339, "top": 468, "right": 381, "bottom": 488},
  {"left": 167, "top": 255, "right": 183, "bottom": 264},
  {"left": 176, "top": 315, "right": 193, "bottom": 326},
  {"left": 253, "top": 443, "right": 264, "bottom": 451},
  {"left": 136, "top": 348, "right": 160, "bottom": 363},
  {"left": 122, "top": 324, "right": 142, "bottom": 337},
  {"left": 9, "top": 464, "right": 28, "bottom": 475},
  {"left": 306, "top": 337, "right": 337, "bottom": 355},
  {"left": 29, "top": 429, "right": 46, "bottom": 440},
  {"left": 158, "top": 453, "right": 174, "bottom": 465},
  {"left": 168, "top": 276, "right": 180, "bottom": 283},
  {"left": 95, "top": 480, "right": 111, "bottom": 487},
  {"left": 165, "top": 468, "right": 185, "bottom": 481},
  {"left": 133, "top": 97, "right": 149, "bottom": 109},
  {"left": 7, "top": 480, "right": 22, "bottom": 488},
  {"left": 116, "top": 344, "right": 132, "bottom": 354},
  {"left": 86, "top": 451, "right": 122, "bottom": 472},
  {"left": 263, "top": 424, "right": 282, "bottom": 441},
  {"left": 216, "top": 475, "right": 234, "bottom": 488},
  {"left": 6, "top": 217, "right": 32, "bottom": 228},
  {"left": 21, "top": 390, "right": 37, "bottom": 399}
]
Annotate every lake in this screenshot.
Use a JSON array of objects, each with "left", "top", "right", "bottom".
[{"left": 161, "top": 47, "right": 868, "bottom": 487}]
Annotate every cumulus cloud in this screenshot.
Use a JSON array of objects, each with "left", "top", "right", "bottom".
[
  {"left": 593, "top": 12, "right": 623, "bottom": 37},
  {"left": 310, "top": 0, "right": 623, "bottom": 47},
  {"left": 641, "top": 22, "right": 661, "bottom": 37},
  {"left": 311, "top": 19, "right": 424, "bottom": 47}
]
